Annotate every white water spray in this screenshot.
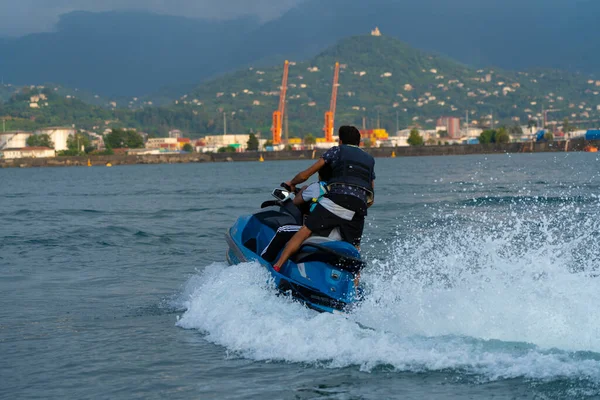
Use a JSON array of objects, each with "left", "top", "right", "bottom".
[{"left": 176, "top": 196, "right": 600, "bottom": 382}]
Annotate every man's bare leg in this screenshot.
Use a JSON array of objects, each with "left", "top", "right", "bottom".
[{"left": 273, "top": 226, "right": 312, "bottom": 271}]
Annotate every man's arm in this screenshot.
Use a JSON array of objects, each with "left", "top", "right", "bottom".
[
  {"left": 286, "top": 158, "right": 325, "bottom": 191},
  {"left": 293, "top": 186, "right": 308, "bottom": 206}
]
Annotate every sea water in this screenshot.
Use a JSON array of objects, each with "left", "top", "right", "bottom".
[{"left": 1, "top": 153, "right": 599, "bottom": 399}]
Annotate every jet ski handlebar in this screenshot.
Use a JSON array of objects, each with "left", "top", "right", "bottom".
[
  {"left": 266, "top": 186, "right": 295, "bottom": 207},
  {"left": 281, "top": 182, "right": 300, "bottom": 194}
]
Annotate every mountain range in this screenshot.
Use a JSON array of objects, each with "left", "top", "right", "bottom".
[
  {"left": 1, "top": 1, "right": 599, "bottom": 97},
  {"left": 170, "top": 35, "right": 600, "bottom": 134},
  {"left": 0, "top": 11, "right": 259, "bottom": 97},
  {"left": 3, "top": 34, "right": 599, "bottom": 137}
]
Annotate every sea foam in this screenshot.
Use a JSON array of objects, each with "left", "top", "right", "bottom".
[{"left": 176, "top": 195, "right": 600, "bottom": 383}]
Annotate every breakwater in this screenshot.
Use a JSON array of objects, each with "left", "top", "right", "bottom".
[{"left": 1, "top": 139, "right": 597, "bottom": 168}]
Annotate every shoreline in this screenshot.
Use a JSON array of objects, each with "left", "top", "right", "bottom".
[{"left": 0, "top": 139, "right": 597, "bottom": 168}]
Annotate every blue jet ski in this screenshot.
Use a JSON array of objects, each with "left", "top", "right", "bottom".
[{"left": 225, "top": 184, "right": 365, "bottom": 313}]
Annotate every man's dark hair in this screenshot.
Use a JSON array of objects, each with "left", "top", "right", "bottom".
[{"left": 338, "top": 125, "right": 361, "bottom": 146}]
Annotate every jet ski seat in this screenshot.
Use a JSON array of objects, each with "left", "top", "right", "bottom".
[
  {"left": 292, "top": 236, "right": 335, "bottom": 266},
  {"left": 292, "top": 228, "right": 365, "bottom": 274},
  {"left": 253, "top": 210, "right": 299, "bottom": 232},
  {"left": 295, "top": 227, "right": 341, "bottom": 253}
]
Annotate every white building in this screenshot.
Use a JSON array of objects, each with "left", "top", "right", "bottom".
[
  {"left": 192, "top": 134, "right": 279, "bottom": 152},
  {"left": 200, "top": 134, "right": 252, "bottom": 152},
  {"left": 1, "top": 147, "right": 56, "bottom": 159},
  {"left": 146, "top": 138, "right": 178, "bottom": 149},
  {"left": 463, "top": 127, "right": 483, "bottom": 138},
  {"left": 313, "top": 142, "right": 337, "bottom": 150},
  {"left": 34, "top": 127, "right": 76, "bottom": 151},
  {"left": 126, "top": 148, "right": 162, "bottom": 155},
  {"left": 0, "top": 131, "right": 32, "bottom": 150},
  {"left": 382, "top": 136, "right": 409, "bottom": 147},
  {"left": 394, "top": 128, "right": 434, "bottom": 146}
]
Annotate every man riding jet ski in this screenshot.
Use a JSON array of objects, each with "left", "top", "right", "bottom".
[
  {"left": 260, "top": 164, "right": 335, "bottom": 263},
  {"left": 225, "top": 126, "right": 374, "bottom": 313},
  {"left": 273, "top": 126, "right": 376, "bottom": 277}
]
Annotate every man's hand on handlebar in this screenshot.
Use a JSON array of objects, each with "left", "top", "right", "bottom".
[{"left": 282, "top": 181, "right": 297, "bottom": 194}]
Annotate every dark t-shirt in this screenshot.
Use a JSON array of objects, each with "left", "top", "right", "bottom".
[{"left": 321, "top": 146, "right": 375, "bottom": 204}]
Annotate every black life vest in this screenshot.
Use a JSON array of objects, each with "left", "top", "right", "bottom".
[{"left": 327, "top": 145, "right": 375, "bottom": 201}]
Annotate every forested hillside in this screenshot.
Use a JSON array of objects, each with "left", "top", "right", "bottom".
[{"left": 2, "top": 36, "right": 599, "bottom": 137}]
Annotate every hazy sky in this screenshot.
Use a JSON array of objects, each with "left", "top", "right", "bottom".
[{"left": 0, "top": 0, "right": 302, "bottom": 37}]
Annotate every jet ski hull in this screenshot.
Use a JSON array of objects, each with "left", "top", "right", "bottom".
[{"left": 226, "top": 211, "right": 363, "bottom": 314}]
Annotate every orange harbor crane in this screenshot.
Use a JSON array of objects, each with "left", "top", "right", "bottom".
[
  {"left": 271, "top": 60, "right": 289, "bottom": 145},
  {"left": 323, "top": 62, "right": 340, "bottom": 142}
]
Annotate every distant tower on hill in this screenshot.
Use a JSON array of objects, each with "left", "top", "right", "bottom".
[{"left": 371, "top": 27, "right": 382, "bottom": 36}]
